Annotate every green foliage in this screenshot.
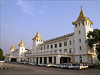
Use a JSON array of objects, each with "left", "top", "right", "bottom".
[
  {"left": 86, "top": 29, "right": 100, "bottom": 61},
  {"left": 0, "top": 48, "right": 3, "bottom": 59}
]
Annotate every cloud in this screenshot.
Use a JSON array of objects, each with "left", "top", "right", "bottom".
[
  {"left": 1, "top": 22, "right": 17, "bottom": 32},
  {"left": 1, "top": 22, "right": 13, "bottom": 29},
  {"left": 38, "top": 10, "right": 45, "bottom": 14},
  {"left": 17, "top": 0, "right": 34, "bottom": 15}
]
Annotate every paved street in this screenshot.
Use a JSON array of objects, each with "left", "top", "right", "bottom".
[{"left": 0, "top": 62, "right": 100, "bottom": 75}]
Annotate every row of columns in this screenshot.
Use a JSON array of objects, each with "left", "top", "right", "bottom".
[
  {"left": 28, "top": 56, "right": 61, "bottom": 64},
  {"left": 28, "top": 56, "right": 72, "bottom": 64}
]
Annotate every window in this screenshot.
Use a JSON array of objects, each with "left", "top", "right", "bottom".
[
  {"left": 44, "top": 46, "right": 45, "bottom": 50},
  {"left": 59, "top": 49, "right": 62, "bottom": 51},
  {"left": 59, "top": 43, "right": 62, "bottom": 47},
  {"left": 70, "top": 40, "right": 71, "bottom": 45},
  {"left": 64, "top": 42, "right": 67, "bottom": 46},
  {"left": 37, "top": 39, "right": 38, "bottom": 42},
  {"left": 79, "top": 31, "right": 81, "bottom": 34},
  {"left": 80, "top": 46, "right": 81, "bottom": 50},
  {"left": 78, "top": 22, "right": 80, "bottom": 26},
  {"left": 80, "top": 56, "right": 82, "bottom": 63},
  {"left": 70, "top": 48, "right": 71, "bottom": 52},
  {"left": 75, "top": 24, "right": 77, "bottom": 27},
  {"left": 47, "top": 45, "right": 49, "bottom": 49},
  {"left": 41, "top": 47, "right": 42, "bottom": 50},
  {"left": 86, "top": 21, "right": 87, "bottom": 25},
  {"left": 79, "top": 39, "right": 81, "bottom": 43},
  {"left": 51, "top": 45, "right": 53, "bottom": 48},
  {"left": 64, "top": 49, "right": 67, "bottom": 52},
  {"left": 74, "top": 48, "right": 75, "bottom": 53},
  {"left": 55, "top": 44, "right": 57, "bottom": 48}
]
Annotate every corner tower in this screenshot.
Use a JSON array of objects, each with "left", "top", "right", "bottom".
[
  {"left": 9, "top": 44, "right": 16, "bottom": 61},
  {"left": 32, "top": 29, "right": 44, "bottom": 54},
  {"left": 10, "top": 44, "right": 16, "bottom": 55},
  {"left": 72, "top": 6, "right": 93, "bottom": 56},
  {"left": 18, "top": 38, "right": 26, "bottom": 61}
]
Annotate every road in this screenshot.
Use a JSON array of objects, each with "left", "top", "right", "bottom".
[{"left": 0, "top": 62, "right": 100, "bottom": 75}]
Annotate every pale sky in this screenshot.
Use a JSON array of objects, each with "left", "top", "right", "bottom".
[{"left": 0, "top": 0, "right": 100, "bottom": 54}]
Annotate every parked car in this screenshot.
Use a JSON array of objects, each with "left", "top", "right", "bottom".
[
  {"left": 65, "top": 63, "right": 76, "bottom": 69},
  {"left": 45, "top": 63, "right": 55, "bottom": 68},
  {"left": 29, "top": 62, "right": 36, "bottom": 65},
  {"left": 18, "top": 60, "right": 24, "bottom": 64},
  {"left": 23, "top": 61, "right": 29, "bottom": 64},
  {"left": 38, "top": 63, "right": 46, "bottom": 66},
  {"left": 5, "top": 60, "right": 8, "bottom": 63},
  {"left": 61, "top": 63, "right": 67, "bottom": 69},
  {"left": 54, "top": 64, "right": 61, "bottom": 68},
  {"left": 74, "top": 63, "right": 88, "bottom": 70}
]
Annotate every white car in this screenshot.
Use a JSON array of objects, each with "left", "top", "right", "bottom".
[
  {"left": 18, "top": 61, "right": 24, "bottom": 64},
  {"left": 23, "top": 61, "right": 29, "bottom": 64},
  {"left": 61, "top": 63, "right": 67, "bottom": 69},
  {"left": 75, "top": 63, "right": 88, "bottom": 70},
  {"left": 46, "top": 63, "right": 55, "bottom": 68},
  {"left": 29, "top": 62, "right": 36, "bottom": 65},
  {"left": 54, "top": 64, "right": 61, "bottom": 68}
]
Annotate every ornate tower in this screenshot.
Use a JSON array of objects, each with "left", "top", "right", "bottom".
[
  {"left": 32, "top": 29, "right": 44, "bottom": 54},
  {"left": 72, "top": 6, "right": 94, "bottom": 62},
  {"left": 18, "top": 38, "right": 26, "bottom": 61},
  {"left": 10, "top": 44, "right": 16, "bottom": 55},
  {"left": 9, "top": 44, "right": 16, "bottom": 61}
]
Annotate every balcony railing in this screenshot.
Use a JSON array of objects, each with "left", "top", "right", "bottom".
[{"left": 32, "top": 51, "right": 74, "bottom": 55}]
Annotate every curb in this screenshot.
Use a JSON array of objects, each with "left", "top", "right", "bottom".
[{"left": 0, "top": 67, "right": 15, "bottom": 69}]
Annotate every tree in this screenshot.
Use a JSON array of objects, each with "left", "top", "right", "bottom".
[
  {"left": 0, "top": 48, "right": 3, "bottom": 59},
  {"left": 86, "top": 29, "right": 100, "bottom": 61}
]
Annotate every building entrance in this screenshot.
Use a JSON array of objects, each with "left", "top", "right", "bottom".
[
  {"left": 11, "top": 58, "right": 17, "bottom": 62},
  {"left": 60, "top": 57, "right": 71, "bottom": 64},
  {"left": 49, "top": 57, "right": 52, "bottom": 63}
]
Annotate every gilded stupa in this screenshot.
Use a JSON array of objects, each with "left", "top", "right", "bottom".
[
  {"left": 19, "top": 38, "right": 26, "bottom": 47},
  {"left": 32, "top": 29, "right": 44, "bottom": 40},
  {"left": 10, "top": 44, "right": 16, "bottom": 50},
  {"left": 72, "top": 6, "right": 93, "bottom": 25}
]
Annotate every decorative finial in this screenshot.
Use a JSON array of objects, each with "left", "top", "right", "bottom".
[
  {"left": 38, "top": 28, "right": 39, "bottom": 32},
  {"left": 81, "top": 6, "right": 82, "bottom": 11}
]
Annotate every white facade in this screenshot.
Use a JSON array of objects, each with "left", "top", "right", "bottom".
[
  {"left": 26, "top": 6, "right": 99, "bottom": 65},
  {"left": 8, "top": 6, "right": 99, "bottom": 65},
  {"left": 9, "top": 39, "right": 31, "bottom": 62}
]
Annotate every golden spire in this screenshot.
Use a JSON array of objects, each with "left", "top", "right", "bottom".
[
  {"left": 19, "top": 38, "right": 26, "bottom": 46},
  {"left": 32, "top": 29, "right": 44, "bottom": 40},
  {"left": 10, "top": 44, "right": 16, "bottom": 50},
  {"left": 72, "top": 6, "right": 93, "bottom": 25},
  {"left": 77, "top": 6, "right": 86, "bottom": 20}
]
